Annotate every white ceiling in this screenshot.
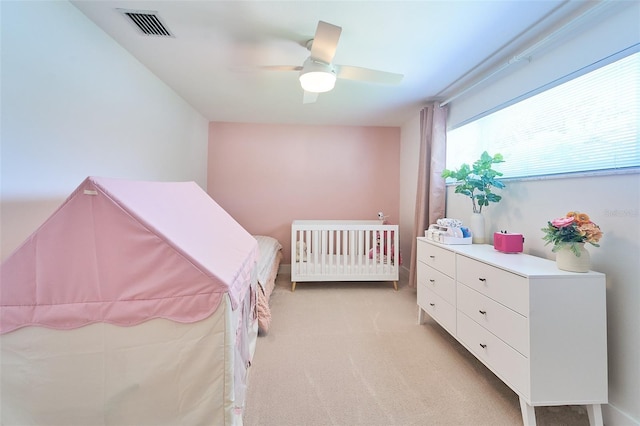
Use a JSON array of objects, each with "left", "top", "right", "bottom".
[{"left": 71, "top": 1, "right": 591, "bottom": 127}]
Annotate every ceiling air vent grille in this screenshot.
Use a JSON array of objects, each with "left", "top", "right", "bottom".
[{"left": 118, "top": 9, "right": 174, "bottom": 37}]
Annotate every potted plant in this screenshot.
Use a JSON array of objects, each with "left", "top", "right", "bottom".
[
  {"left": 441, "top": 151, "right": 505, "bottom": 243},
  {"left": 541, "top": 211, "right": 603, "bottom": 272}
]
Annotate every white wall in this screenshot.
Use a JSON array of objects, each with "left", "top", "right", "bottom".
[
  {"left": 445, "top": 174, "right": 640, "bottom": 425},
  {"left": 0, "top": 1, "right": 209, "bottom": 260},
  {"left": 400, "top": 2, "right": 640, "bottom": 424}
]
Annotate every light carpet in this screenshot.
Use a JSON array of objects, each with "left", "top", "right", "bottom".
[{"left": 244, "top": 274, "right": 589, "bottom": 426}]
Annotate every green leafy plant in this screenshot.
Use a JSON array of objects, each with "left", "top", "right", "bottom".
[{"left": 441, "top": 151, "right": 506, "bottom": 214}]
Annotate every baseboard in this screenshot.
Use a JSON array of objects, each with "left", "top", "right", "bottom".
[
  {"left": 400, "top": 265, "right": 410, "bottom": 282},
  {"left": 603, "top": 404, "right": 639, "bottom": 426},
  {"left": 278, "top": 263, "right": 291, "bottom": 276}
]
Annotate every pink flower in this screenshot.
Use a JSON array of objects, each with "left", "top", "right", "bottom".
[
  {"left": 542, "top": 211, "right": 603, "bottom": 249},
  {"left": 551, "top": 216, "right": 575, "bottom": 228}
]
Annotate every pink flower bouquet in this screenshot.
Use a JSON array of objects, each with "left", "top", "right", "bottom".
[{"left": 542, "top": 211, "right": 603, "bottom": 255}]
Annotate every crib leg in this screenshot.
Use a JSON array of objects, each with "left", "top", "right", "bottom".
[
  {"left": 291, "top": 281, "right": 297, "bottom": 292},
  {"left": 393, "top": 281, "right": 398, "bottom": 291}
]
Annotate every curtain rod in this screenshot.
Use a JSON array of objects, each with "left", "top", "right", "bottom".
[{"left": 439, "top": 0, "right": 613, "bottom": 108}]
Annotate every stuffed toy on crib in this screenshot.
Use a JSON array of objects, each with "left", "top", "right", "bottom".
[
  {"left": 295, "top": 241, "right": 307, "bottom": 262},
  {"left": 368, "top": 226, "right": 402, "bottom": 265}
]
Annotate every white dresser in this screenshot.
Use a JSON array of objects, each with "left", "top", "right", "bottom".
[{"left": 416, "top": 238, "right": 607, "bottom": 426}]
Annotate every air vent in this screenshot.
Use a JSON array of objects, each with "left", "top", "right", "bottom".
[{"left": 118, "top": 9, "right": 174, "bottom": 37}]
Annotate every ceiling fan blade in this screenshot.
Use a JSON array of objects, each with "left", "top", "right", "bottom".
[
  {"left": 258, "top": 65, "right": 303, "bottom": 72},
  {"left": 335, "top": 65, "right": 403, "bottom": 85},
  {"left": 303, "top": 91, "right": 319, "bottom": 104},
  {"left": 309, "top": 21, "right": 341, "bottom": 64}
]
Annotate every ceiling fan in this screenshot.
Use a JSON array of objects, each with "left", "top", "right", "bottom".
[{"left": 261, "top": 21, "right": 404, "bottom": 103}]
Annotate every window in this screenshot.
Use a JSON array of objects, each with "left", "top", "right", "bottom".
[{"left": 446, "top": 51, "right": 639, "bottom": 179}]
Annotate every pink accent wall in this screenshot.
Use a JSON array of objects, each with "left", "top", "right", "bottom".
[{"left": 208, "top": 122, "right": 400, "bottom": 263}]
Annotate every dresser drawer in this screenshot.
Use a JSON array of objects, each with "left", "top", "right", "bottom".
[
  {"left": 456, "top": 255, "right": 528, "bottom": 316},
  {"left": 457, "top": 283, "right": 529, "bottom": 356},
  {"left": 417, "top": 283, "right": 456, "bottom": 335},
  {"left": 457, "top": 311, "right": 530, "bottom": 398},
  {"left": 417, "top": 262, "right": 455, "bottom": 304},
  {"left": 417, "top": 241, "right": 455, "bottom": 277}
]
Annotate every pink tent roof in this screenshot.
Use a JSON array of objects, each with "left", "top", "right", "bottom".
[{"left": 0, "top": 177, "right": 258, "bottom": 334}]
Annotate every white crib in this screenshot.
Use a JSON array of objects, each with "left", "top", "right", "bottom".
[{"left": 291, "top": 220, "right": 399, "bottom": 291}]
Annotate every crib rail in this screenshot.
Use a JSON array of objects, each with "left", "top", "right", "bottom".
[{"left": 291, "top": 220, "right": 399, "bottom": 291}]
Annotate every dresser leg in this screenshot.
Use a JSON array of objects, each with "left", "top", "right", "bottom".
[
  {"left": 519, "top": 397, "right": 536, "bottom": 426},
  {"left": 417, "top": 306, "right": 425, "bottom": 324},
  {"left": 586, "top": 404, "right": 603, "bottom": 426}
]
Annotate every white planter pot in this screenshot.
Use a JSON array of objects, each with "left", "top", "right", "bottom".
[
  {"left": 470, "top": 213, "right": 485, "bottom": 244},
  {"left": 556, "top": 243, "right": 591, "bottom": 273}
]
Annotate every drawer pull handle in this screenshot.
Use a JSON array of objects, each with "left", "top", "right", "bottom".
[
  {"left": 479, "top": 343, "right": 487, "bottom": 349},
  {"left": 429, "top": 279, "right": 435, "bottom": 283},
  {"left": 479, "top": 310, "right": 487, "bottom": 315},
  {"left": 478, "top": 278, "right": 487, "bottom": 282},
  {"left": 429, "top": 255, "right": 436, "bottom": 259},
  {"left": 429, "top": 303, "right": 435, "bottom": 307}
]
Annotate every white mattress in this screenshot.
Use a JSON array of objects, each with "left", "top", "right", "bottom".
[{"left": 254, "top": 235, "right": 282, "bottom": 290}]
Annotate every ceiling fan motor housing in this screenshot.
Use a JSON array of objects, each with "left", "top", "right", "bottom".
[{"left": 299, "top": 58, "right": 337, "bottom": 93}]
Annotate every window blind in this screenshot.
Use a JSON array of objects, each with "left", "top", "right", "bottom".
[{"left": 446, "top": 51, "right": 639, "bottom": 179}]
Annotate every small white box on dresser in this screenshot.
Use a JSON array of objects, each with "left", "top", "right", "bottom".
[{"left": 416, "top": 237, "right": 607, "bottom": 426}]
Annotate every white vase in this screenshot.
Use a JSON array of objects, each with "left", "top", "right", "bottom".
[
  {"left": 556, "top": 243, "right": 591, "bottom": 273},
  {"left": 470, "top": 212, "right": 485, "bottom": 244}
]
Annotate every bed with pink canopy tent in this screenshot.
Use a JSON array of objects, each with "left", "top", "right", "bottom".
[{"left": 0, "top": 176, "right": 262, "bottom": 425}]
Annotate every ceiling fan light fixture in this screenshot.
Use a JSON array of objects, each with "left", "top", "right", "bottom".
[
  {"left": 299, "top": 59, "right": 336, "bottom": 93},
  {"left": 299, "top": 71, "right": 336, "bottom": 93}
]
